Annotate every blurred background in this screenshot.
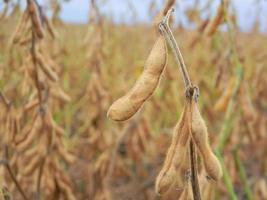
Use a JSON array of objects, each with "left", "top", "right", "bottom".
[
  {"left": 2, "top": 0, "right": 267, "bottom": 31},
  {"left": 0, "top": 0, "right": 267, "bottom": 200}
]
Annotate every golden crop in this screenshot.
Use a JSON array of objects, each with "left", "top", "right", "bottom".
[{"left": 0, "top": 0, "right": 266, "bottom": 200}]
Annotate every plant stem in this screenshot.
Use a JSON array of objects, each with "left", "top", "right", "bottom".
[
  {"left": 216, "top": 2, "right": 243, "bottom": 199},
  {"left": 216, "top": 150, "right": 237, "bottom": 200},
  {"left": 232, "top": 148, "right": 252, "bottom": 200},
  {"left": 217, "top": 66, "right": 242, "bottom": 151},
  {"left": 189, "top": 140, "right": 201, "bottom": 200},
  {"left": 5, "top": 163, "right": 29, "bottom": 200},
  {"left": 1, "top": 146, "right": 29, "bottom": 200},
  {"left": 159, "top": 8, "right": 201, "bottom": 200},
  {"left": 159, "top": 8, "right": 192, "bottom": 88}
]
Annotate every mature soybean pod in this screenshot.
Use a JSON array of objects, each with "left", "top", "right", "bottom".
[
  {"left": 175, "top": 147, "right": 191, "bottom": 190},
  {"left": 28, "top": 0, "right": 44, "bottom": 39},
  {"left": 204, "top": 4, "right": 224, "bottom": 36},
  {"left": 214, "top": 77, "right": 236, "bottom": 112},
  {"left": 36, "top": 52, "right": 59, "bottom": 82},
  {"left": 190, "top": 101, "right": 222, "bottom": 181},
  {"left": 107, "top": 35, "right": 167, "bottom": 121},
  {"left": 23, "top": 155, "right": 41, "bottom": 175},
  {"left": 155, "top": 102, "right": 190, "bottom": 195},
  {"left": 11, "top": 10, "right": 30, "bottom": 44}
]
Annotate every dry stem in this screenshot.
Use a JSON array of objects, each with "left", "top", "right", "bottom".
[
  {"left": 189, "top": 140, "right": 201, "bottom": 199},
  {"left": 159, "top": 8, "right": 191, "bottom": 88},
  {"left": 159, "top": 8, "right": 201, "bottom": 200},
  {"left": 1, "top": 145, "right": 29, "bottom": 200},
  {"left": 0, "top": 96, "right": 27, "bottom": 199},
  {"left": 28, "top": 4, "right": 47, "bottom": 198}
]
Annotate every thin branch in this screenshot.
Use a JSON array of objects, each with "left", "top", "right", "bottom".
[
  {"left": 159, "top": 8, "right": 192, "bottom": 88},
  {"left": 28, "top": 2, "right": 47, "bottom": 199},
  {"left": 159, "top": 8, "right": 201, "bottom": 200},
  {"left": 215, "top": 3, "right": 242, "bottom": 198},
  {"left": 189, "top": 140, "right": 201, "bottom": 200},
  {"left": 5, "top": 164, "right": 29, "bottom": 200},
  {"left": 232, "top": 148, "right": 252, "bottom": 200},
  {"left": 1, "top": 146, "right": 29, "bottom": 200},
  {"left": 215, "top": 150, "right": 237, "bottom": 200}
]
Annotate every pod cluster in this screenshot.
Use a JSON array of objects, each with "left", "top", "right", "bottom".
[
  {"left": 107, "top": 32, "right": 222, "bottom": 197},
  {"left": 155, "top": 91, "right": 222, "bottom": 195}
]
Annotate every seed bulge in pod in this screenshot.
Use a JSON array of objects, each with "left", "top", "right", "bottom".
[
  {"left": 107, "top": 35, "right": 167, "bottom": 121},
  {"left": 190, "top": 101, "right": 222, "bottom": 181}
]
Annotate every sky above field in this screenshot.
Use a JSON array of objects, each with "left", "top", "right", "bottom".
[
  {"left": 61, "top": 0, "right": 267, "bottom": 32},
  {"left": 2, "top": 0, "right": 267, "bottom": 32}
]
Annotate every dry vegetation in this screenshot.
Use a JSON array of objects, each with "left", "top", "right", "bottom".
[{"left": 0, "top": 0, "right": 267, "bottom": 200}]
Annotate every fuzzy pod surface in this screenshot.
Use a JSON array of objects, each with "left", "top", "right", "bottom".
[{"left": 107, "top": 34, "right": 167, "bottom": 121}]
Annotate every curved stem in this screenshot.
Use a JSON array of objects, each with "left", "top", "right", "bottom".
[
  {"left": 159, "top": 8, "right": 201, "bottom": 200},
  {"left": 190, "top": 140, "right": 201, "bottom": 200},
  {"left": 1, "top": 145, "right": 29, "bottom": 200},
  {"left": 159, "top": 8, "right": 192, "bottom": 88},
  {"left": 5, "top": 163, "right": 29, "bottom": 200}
]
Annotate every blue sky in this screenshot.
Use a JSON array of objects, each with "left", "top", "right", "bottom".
[
  {"left": 2, "top": 0, "right": 267, "bottom": 32},
  {"left": 60, "top": 0, "right": 267, "bottom": 32}
]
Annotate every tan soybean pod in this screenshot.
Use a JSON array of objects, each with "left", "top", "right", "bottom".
[
  {"left": 153, "top": 0, "right": 175, "bottom": 26},
  {"left": 190, "top": 101, "right": 222, "bottom": 181},
  {"left": 10, "top": 10, "right": 30, "bottom": 44},
  {"left": 50, "top": 83, "right": 71, "bottom": 102},
  {"left": 43, "top": 14, "right": 57, "bottom": 39},
  {"left": 36, "top": 51, "right": 59, "bottom": 82},
  {"left": 107, "top": 35, "right": 167, "bottom": 121},
  {"left": 16, "top": 114, "right": 42, "bottom": 152},
  {"left": 43, "top": 167, "right": 55, "bottom": 194},
  {"left": 155, "top": 101, "right": 190, "bottom": 195},
  {"left": 179, "top": 181, "right": 193, "bottom": 200},
  {"left": 214, "top": 77, "right": 236, "bottom": 112},
  {"left": 27, "top": 0, "right": 44, "bottom": 39},
  {"left": 155, "top": 165, "right": 177, "bottom": 195},
  {"left": 204, "top": 3, "right": 224, "bottom": 36},
  {"left": 23, "top": 154, "right": 42, "bottom": 175},
  {"left": 57, "top": 141, "right": 76, "bottom": 164},
  {"left": 175, "top": 151, "right": 190, "bottom": 190},
  {"left": 56, "top": 172, "right": 76, "bottom": 200}
]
